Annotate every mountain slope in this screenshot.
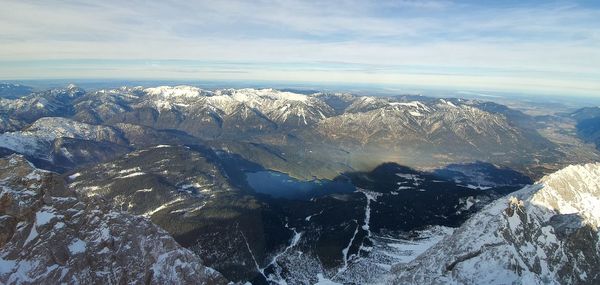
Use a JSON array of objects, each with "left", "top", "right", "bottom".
[
  {"left": 0, "top": 155, "right": 226, "bottom": 284},
  {"left": 72, "top": 87, "right": 141, "bottom": 124},
  {"left": 313, "top": 98, "right": 547, "bottom": 152},
  {"left": 0, "top": 83, "right": 33, "bottom": 99},
  {"left": 110, "top": 86, "right": 335, "bottom": 139},
  {"left": 571, "top": 107, "right": 600, "bottom": 150},
  {"left": 304, "top": 97, "right": 559, "bottom": 176},
  {"left": 389, "top": 163, "right": 600, "bottom": 285},
  {"left": 0, "top": 84, "right": 84, "bottom": 130},
  {"left": 1, "top": 85, "right": 563, "bottom": 179},
  {"left": 0, "top": 117, "right": 127, "bottom": 168},
  {"left": 67, "top": 145, "right": 292, "bottom": 282}
]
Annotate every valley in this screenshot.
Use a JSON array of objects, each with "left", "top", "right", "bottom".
[{"left": 1, "top": 83, "right": 599, "bottom": 284}]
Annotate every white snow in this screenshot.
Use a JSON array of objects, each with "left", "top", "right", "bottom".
[
  {"left": 384, "top": 227, "right": 454, "bottom": 263},
  {"left": 142, "top": 198, "right": 184, "bottom": 217},
  {"left": 389, "top": 101, "right": 430, "bottom": 112},
  {"left": 139, "top": 86, "right": 330, "bottom": 126},
  {"left": 169, "top": 202, "right": 207, "bottom": 214},
  {"left": 391, "top": 163, "right": 600, "bottom": 284},
  {"left": 153, "top": 145, "right": 172, "bottom": 148},
  {"left": 68, "top": 173, "right": 81, "bottom": 180},
  {"left": 68, "top": 239, "right": 87, "bottom": 254},
  {"left": 0, "top": 117, "right": 120, "bottom": 158},
  {"left": 24, "top": 225, "right": 38, "bottom": 245},
  {"left": 144, "top": 86, "right": 206, "bottom": 98},
  {"left": 338, "top": 221, "right": 359, "bottom": 274},
  {"left": 440, "top": 99, "right": 457, "bottom": 108},
  {"left": 231, "top": 88, "right": 308, "bottom": 103},
  {"left": 531, "top": 163, "right": 600, "bottom": 226},
  {"left": 240, "top": 229, "right": 266, "bottom": 280},
  {"left": 315, "top": 274, "right": 343, "bottom": 285},
  {"left": 463, "top": 184, "right": 492, "bottom": 190},
  {"left": 305, "top": 210, "right": 323, "bottom": 221},
  {"left": 117, "top": 172, "right": 146, "bottom": 179},
  {"left": 0, "top": 258, "right": 16, "bottom": 275},
  {"left": 396, "top": 173, "right": 424, "bottom": 186},
  {"left": 118, "top": 167, "right": 141, "bottom": 174},
  {"left": 36, "top": 208, "right": 56, "bottom": 226},
  {"left": 260, "top": 223, "right": 303, "bottom": 284}
]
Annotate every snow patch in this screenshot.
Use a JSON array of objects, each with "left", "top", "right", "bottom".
[
  {"left": 68, "top": 239, "right": 87, "bottom": 255},
  {"left": 36, "top": 208, "right": 57, "bottom": 226}
]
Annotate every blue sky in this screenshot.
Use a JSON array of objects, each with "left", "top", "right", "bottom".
[{"left": 0, "top": 0, "right": 599, "bottom": 95}]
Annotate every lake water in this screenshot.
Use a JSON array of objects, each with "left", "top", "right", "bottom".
[{"left": 245, "top": 170, "right": 355, "bottom": 199}]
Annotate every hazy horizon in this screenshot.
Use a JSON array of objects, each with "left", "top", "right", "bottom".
[{"left": 1, "top": 1, "right": 599, "bottom": 96}]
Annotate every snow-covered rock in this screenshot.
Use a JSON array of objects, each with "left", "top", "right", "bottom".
[
  {"left": 0, "top": 85, "right": 84, "bottom": 126},
  {"left": 145, "top": 85, "right": 209, "bottom": 98},
  {"left": 0, "top": 117, "right": 124, "bottom": 158},
  {"left": 139, "top": 86, "right": 334, "bottom": 128},
  {"left": 0, "top": 154, "right": 227, "bottom": 284},
  {"left": 389, "top": 163, "right": 600, "bottom": 285}
]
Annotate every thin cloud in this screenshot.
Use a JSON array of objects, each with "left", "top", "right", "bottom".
[{"left": 0, "top": 0, "right": 599, "bottom": 95}]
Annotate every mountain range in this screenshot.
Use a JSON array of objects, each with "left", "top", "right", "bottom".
[{"left": 0, "top": 84, "right": 599, "bottom": 284}]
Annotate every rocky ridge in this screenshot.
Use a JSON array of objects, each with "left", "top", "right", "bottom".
[
  {"left": 389, "top": 163, "right": 600, "bottom": 285},
  {"left": 0, "top": 154, "right": 227, "bottom": 284}
]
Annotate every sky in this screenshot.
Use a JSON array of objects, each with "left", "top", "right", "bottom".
[{"left": 0, "top": 0, "right": 599, "bottom": 96}]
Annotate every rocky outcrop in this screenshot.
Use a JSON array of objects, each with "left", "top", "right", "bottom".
[
  {"left": 0, "top": 155, "right": 227, "bottom": 284},
  {"left": 389, "top": 163, "right": 600, "bottom": 285}
]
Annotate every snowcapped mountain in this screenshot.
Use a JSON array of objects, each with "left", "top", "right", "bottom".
[
  {"left": 115, "top": 86, "right": 336, "bottom": 138},
  {"left": 389, "top": 163, "right": 600, "bottom": 285},
  {"left": 0, "top": 83, "right": 33, "bottom": 99},
  {"left": 142, "top": 86, "right": 334, "bottom": 124},
  {"left": 314, "top": 98, "right": 526, "bottom": 149},
  {"left": 0, "top": 84, "right": 560, "bottom": 177},
  {"left": 0, "top": 117, "right": 125, "bottom": 158},
  {"left": 0, "top": 84, "right": 84, "bottom": 129},
  {"left": 343, "top": 95, "right": 393, "bottom": 113},
  {"left": 72, "top": 87, "right": 142, "bottom": 124},
  {"left": 307, "top": 97, "right": 558, "bottom": 175},
  {"left": 219, "top": 88, "right": 335, "bottom": 126},
  {"left": 0, "top": 155, "right": 226, "bottom": 284},
  {"left": 0, "top": 84, "right": 597, "bottom": 284}
]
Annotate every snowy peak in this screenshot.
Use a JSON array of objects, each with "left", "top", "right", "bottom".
[
  {"left": 144, "top": 85, "right": 210, "bottom": 98},
  {"left": 66, "top": 83, "right": 78, "bottom": 91},
  {"left": 313, "top": 95, "right": 526, "bottom": 155},
  {"left": 0, "top": 117, "right": 125, "bottom": 158},
  {"left": 344, "top": 96, "right": 390, "bottom": 113},
  {"left": 438, "top": 98, "right": 459, "bottom": 108},
  {"left": 138, "top": 86, "right": 334, "bottom": 128},
  {"left": 0, "top": 83, "right": 33, "bottom": 99},
  {"left": 388, "top": 101, "right": 431, "bottom": 110},
  {"left": 144, "top": 86, "right": 312, "bottom": 102},
  {"left": 390, "top": 163, "right": 600, "bottom": 285},
  {"left": 532, "top": 163, "right": 600, "bottom": 226},
  {"left": 227, "top": 88, "right": 310, "bottom": 102},
  {"left": 57, "top": 83, "right": 85, "bottom": 98},
  {"left": 26, "top": 117, "right": 122, "bottom": 141}
]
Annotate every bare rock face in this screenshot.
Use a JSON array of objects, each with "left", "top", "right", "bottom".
[
  {"left": 0, "top": 154, "right": 227, "bottom": 284},
  {"left": 389, "top": 163, "right": 600, "bottom": 285}
]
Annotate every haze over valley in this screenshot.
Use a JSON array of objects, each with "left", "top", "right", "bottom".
[{"left": 1, "top": 1, "right": 599, "bottom": 284}]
